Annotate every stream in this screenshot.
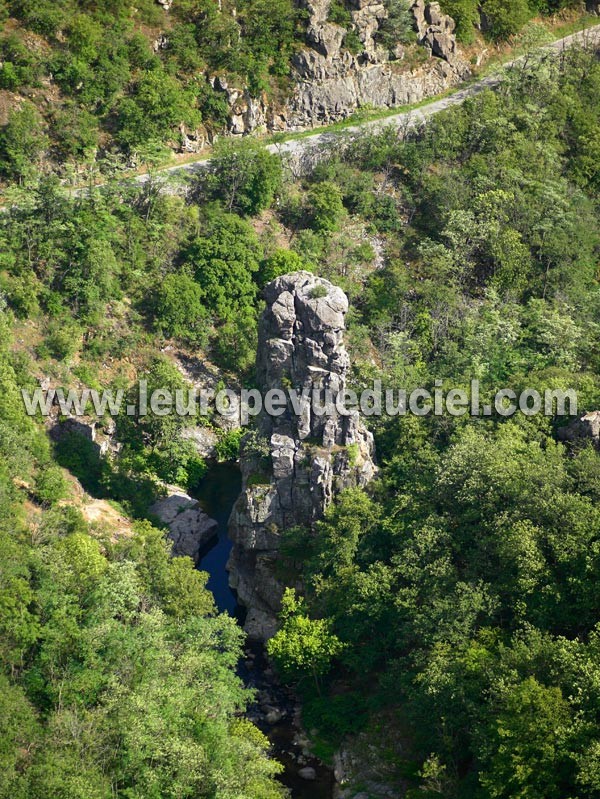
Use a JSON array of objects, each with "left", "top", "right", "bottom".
[{"left": 191, "top": 463, "right": 335, "bottom": 799}]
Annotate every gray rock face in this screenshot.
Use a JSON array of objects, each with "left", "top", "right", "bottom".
[
  {"left": 282, "top": 0, "right": 469, "bottom": 130},
  {"left": 202, "top": 0, "right": 469, "bottom": 137},
  {"left": 286, "top": 53, "right": 467, "bottom": 129},
  {"left": 558, "top": 411, "right": 600, "bottom": 449},
  {"left": 180, "top": 426, "right": 219, "bottom": 459},
  {"left": 49, "top": 416, "right": 120, "bottom": 458},
  {"left": 150, "top": 489, "right": 218, "bottom": 561},
  {"left": 413, "top": 0, "right": 460, "bottom": 63},
  {"left": 228, "top": 272, "right": 376, "bottom": 641}
]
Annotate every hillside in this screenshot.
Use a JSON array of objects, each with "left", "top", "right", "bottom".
[
  {"left": 0, "top": 0, "right": 594, "bottom": 183},
  {"left": 0, "top": 5, "right": 599, "bottom": 799}
]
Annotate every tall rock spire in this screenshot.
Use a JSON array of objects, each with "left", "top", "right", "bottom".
[{"left": 228, "top": 271, "right": 376, "bottom": 640}]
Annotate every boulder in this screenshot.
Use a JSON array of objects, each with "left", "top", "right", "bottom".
[
  {"left": 298, "top": 766, "right": 317, "bottom": 780},
  {"left": 150, "top": 489, "right": 218, "bottom": 561},
  {"left": 307, "top": 22, "right": 346, "bottom": 58},
  {"left": 181, "top": 425, "right": 219, "bottom": 459},
  {"left": 558, "top": 411, "right": 600, "bottom": 449}
]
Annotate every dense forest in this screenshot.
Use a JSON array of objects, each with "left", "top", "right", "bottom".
[
  {"left": 0, "top": 0, "right": 599, "bottom": 795},
  {"left": 268, "top": 47, "right": 600, "bottom": 796}
]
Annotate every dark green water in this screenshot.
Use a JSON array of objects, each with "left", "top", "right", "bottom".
[{"left": 190, "top": 462, "right": 242, "bottom": 615}]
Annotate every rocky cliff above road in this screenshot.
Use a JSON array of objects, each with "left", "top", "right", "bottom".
[
  {"left": 228, "top": 272, "right": 376, "bottom": 640},
  {"left": 165, "top": 0, "right": 469, "bottom": 143},
  {"left": 283, "top": 0, "right": 469, "bottom": 130}
]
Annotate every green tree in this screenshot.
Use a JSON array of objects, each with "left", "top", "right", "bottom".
[
  {"left": 153, "top": 271, "right": 209, "bottom": 346},
  {"left": 259, "top": 248, "right": 310, "bottom": 286},
  {"left": 439, "top": 0, "right": 479, "bottom": 42},
  {"left": 0, "top": 103, "right": 48, "bottom": 182},
  {"left": 481, "top": 0, "right": 531, "bottom": 41},
  {"left": 185, "top": 207, "right": 260, "bottom": 322},
  {"left": 116, "top": 69, "right": 200, "bottom": 148},
  {"left": 308, "top": 181, "right": 346, "bottom": 232},
  {"left": 205, "top": 139, "right": 283, "bottom": 216},
  {"left": 268, "top": 588, "right": 345, "bottom": 691},
  {"left": 478, "top": 677, "right": 573, "bottom": 798},
  {"left": 376, "top": 0, "right": 415, "bottom": 52}
]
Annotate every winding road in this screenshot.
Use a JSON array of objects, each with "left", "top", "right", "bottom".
[{"left": 129, "top": 23, "right": 600, "bottom": 186}]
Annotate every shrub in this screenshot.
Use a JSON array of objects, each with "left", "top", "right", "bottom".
[
  {"left": 259, "top": 249, "right": 310, "bottom": 286},
  {"left": 481, "top": 0, "right": 531, "bottom": 41},
  {"left": 0, "top": 103, "right": 48, "bottom": 181},
  {"left": 153, "top": 272, "right": 209, "bottom": 346},
  {"left": 310, "top": 284, "right": 328, "bottom": 299},
  {"left": 42, "top": 320, "right": 83, "bottom": 362},
  {"left": 204, "top": 139, "right": 283, "bottom": 216},
  {"left": 376, "top": 0, "right": 415, "bottom": 50},
  {"left": 215, "top": 428, "right": 243, "bottom": 461},
  {"left": 34, "top": 466, "right": 68, "bottom": 506},
  {"left": 439, "top": 0, "right": 479, "bottom": 43},
  {"left": 308, "top": 181, "right": 345, "bottom": 232},
  {"left": 0, "top": 61, "right": 19, "bottom": 90}
]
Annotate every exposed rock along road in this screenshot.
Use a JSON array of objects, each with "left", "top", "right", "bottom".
[{"left": 127, "top": 24, "right": 600, "bottom": 186}]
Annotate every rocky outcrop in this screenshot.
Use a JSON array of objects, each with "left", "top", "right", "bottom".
[
  {"left": 49, "top": 416, "right": 120, "bottom": 458},
  {"left": 349, "top": 0, "right": 388, "bottom": 61},
  {"left": 228, "top": 272, "right": 376, "bottom": 641},
  {"left": 558, "top": 411, "right": 600, "bottom": 449},
  {"left": 181, "top": 426, "right": 220, "bottom": 459},
  {"left": 286, "top": 54, "right": 466, "bottom": 128},
  {"left": 283, "top": 0, "right": 469, "bottom": 129},
  {"left": 412, "top": 0, "right": 460, "bottom": 63},
  {"left": 150, "top": 489, "right": 218, "bottom": 561},
  {"left": 197, "top": 0, "right": 469, "bottom": 136}
]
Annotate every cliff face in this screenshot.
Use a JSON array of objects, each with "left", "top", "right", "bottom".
[
  {"left": 228, "top": 272, "right": 376, "bottom": 640},
  {"left": 176, "top": 0, "right": 470, "bottom": 144},
  {"left": 282, "top": 0, "right": 469, "bottom": 130}
]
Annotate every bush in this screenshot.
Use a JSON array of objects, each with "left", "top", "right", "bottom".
[
  {"left": 310, "top": 284, "right": 328, "bottom": 299},
  {"left": 41, "top": 320, "right": 83, "bottom": 362},
  {"left": 11, "top": 0, "right": 64, "bottom": 36},
  {"left": 0, "top": 61, "right": 19, "bottom": 89},
  {"left": 0, "top": 103, "right": 48, "bottom": 181},
  {"left": 153, "top": 272, "right": 209, "bottom": 346},
  {"left": 51, "top": 103, "right": 99, "bottom": 159},
  {"left": 204, "top": 139, "right": 283, "bottom": 216},
  {"left": 215, "top": 428, "right": 243, "bottom": 461},
  {"left": 308, "top": 181, "right": 346, "bottom": 232},
  {"left": 259, "top": 249, "right": 310, "bottom": 286},
  {"left": 439, "top": 0, "right": 479, "bottom": 43},
  {"left": 116, "top": 69, "right": 200, "bottom": 149},
  {"left": 481, "top": 0, "right": 531, "bottom": 41},
  {"left": 328, "top": 0, "right": 352, "bottom": 26},
  {"left": 376, "top": 0, "right": 415, "bottom": 51},
  {"left": 302, "top": 692, "right": 369, "bottom": 740},
  {"left": 34, "top": 466, "right": 68, "bottom": 506}
]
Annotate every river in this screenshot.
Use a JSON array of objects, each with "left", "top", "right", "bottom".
[{"left": 191, "top": 463, "right": 335, "bottom": 799}]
